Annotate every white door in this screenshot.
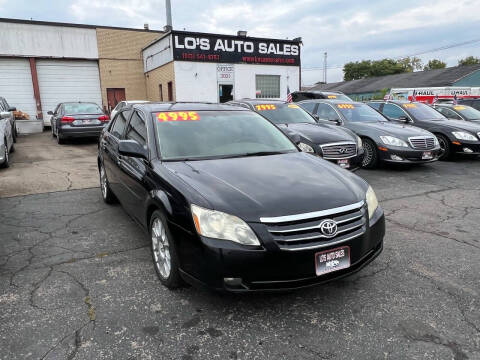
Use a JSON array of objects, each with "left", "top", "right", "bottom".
[
  {"left": 0, "top": 58, "right": 37, "bottom": 120},
  {"left": 36, "top": 60, "right": 102, "bottom": 126}
]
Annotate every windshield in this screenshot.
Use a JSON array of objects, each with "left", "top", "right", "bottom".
[
  {"left": 154, "top": 110, "right": 298, "bottom": 160},
  {"left": 253, "top": 103, "right": 317, "bottom": 124},
  {"left": 64, "top": 103, "right": 103, "bottom": 114},
  {"left": 335, "top": 103, "right": 387, "bottom": 122},
  {"left": 452, "top": 105, "right": 480, "bottom": 120},
  {"left": 401, "top": 102, "right": 445, "bottom": 120}
]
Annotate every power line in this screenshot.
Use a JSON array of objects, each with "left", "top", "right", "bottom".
[{"left": 301, "top": 37, "right": 480, "bottom": 72}]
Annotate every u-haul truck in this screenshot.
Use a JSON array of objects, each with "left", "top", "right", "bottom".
[{"left": 386, "top": 87, "right": 480, "bottom": 103}]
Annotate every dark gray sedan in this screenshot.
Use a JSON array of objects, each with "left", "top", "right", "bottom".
[{"left": 50, "top": 102, "right": 109, "bottom": 144}]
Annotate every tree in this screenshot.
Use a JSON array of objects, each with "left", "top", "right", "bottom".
[
  {"left": 343, "top": 57, "right": 422, "bottom": 81},
  {"left": 458, "top": 56, "right": 480, "bottom": 66},
  {"left": 423, "top": 59, "right": 446, "bottom": 71}
]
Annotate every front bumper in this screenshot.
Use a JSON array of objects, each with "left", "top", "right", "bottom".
[
  {"left": 378, "top": 146, "right": 441, "bottom": 164},
  {"left": 59, "top": 125, "right": 106, "bottom": 138},
  {"left": 451, "top": 141, "right": 480, "bottom": 155},
  {"left": 174, "top": 207, "right": 385, "bottom": 292}
]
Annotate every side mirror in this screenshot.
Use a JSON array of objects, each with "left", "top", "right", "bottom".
[
  {"left": 311, "top": 113, "right": 320, "bottom": 121},
  {"left": 328, "top": 118, "right": 342, "bottom": 125},
  {"left": 47, "top": 111, "right": 53, "bottom": 115},
  {"left": 398, "top": 116, "right": 411, "bottom": 123},
  {"left": 8, "top": 106, "right": 16, "bottom": 112},
  {"left": 0, "top": 111, "right": 10, "bottom": 119},
  {"left": 118, "top": 140, "right": 148, "bottom": 160}
]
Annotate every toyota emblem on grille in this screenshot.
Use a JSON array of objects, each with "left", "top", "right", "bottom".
[
  {"left": 338, "top": 147, "right": 348, "bottom": 154},
  {"left": 319, "top": 219, "right": 338, "bottom": 238}
]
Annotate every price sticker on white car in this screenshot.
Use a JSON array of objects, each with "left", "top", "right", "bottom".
[{"left": 315, "top": 246, "right": 350, "bottom": 276}]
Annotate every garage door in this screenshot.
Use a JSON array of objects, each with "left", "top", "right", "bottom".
[
  {"left": 0, "top": 58, "right": 37, "bottom": 119},
  {"left": 37, "top": 60, "right": 102, "bottom": 125}
]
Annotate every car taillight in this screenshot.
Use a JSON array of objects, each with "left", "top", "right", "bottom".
[
  {"left": 98, "top": 115, "right": 109, "bottom": 122},
  {"left": 61, "top": 116, "right": 75, "bottom": 123}
]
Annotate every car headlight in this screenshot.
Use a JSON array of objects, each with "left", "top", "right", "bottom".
[
  {"left": 366, "top": 186, "right": 379, "bottom": 220},
  {"left": 191, "top": 204, "right": 260, "bottom": 246},
  {"left": 356, "top": 136, "right": 363, "bottom": 148},
  {"left": 298, "top": 142, "right": 314, "bottom": 153},
  {"left": 379, "top": 136, "right": 408, "bottom": 147},
  {"left": 452, "top": 131, "right": 477, "bottom": 141}
]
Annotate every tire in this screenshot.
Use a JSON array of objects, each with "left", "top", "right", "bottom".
[
  {"left": 12, "top": 124, "right": 17, "bottom": 143},
  {"left": 150, "top": 210, "right": 183, "bottom": 289},
  {"left": 361, "top": 138, "right": 379, "bottom": 169},
  {"left": 9, "top": 142, "right": 14, "bottom": 153},
  {"left": 1, "top": 142, "right": 9, "bottom": 168},
  {"left": 56, "top": 132, "right": 65, "bottom": 144},
  {"left": 51, "top": 125, "right": 56, "bottom": 138},
  {"left": 99, "top": 162, "right": 116, "bottom": 204},
  {"left": 436, "top": 134, "right": 451, "bottom": 160}
]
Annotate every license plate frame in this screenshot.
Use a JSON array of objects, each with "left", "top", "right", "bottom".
[
  {"left": 82, "top": 119, "right": 94, "bottom": 125},
  {"left": 315, "top": 246, "right": 351, "bottom": 276},
  {"left": 337, "top": 159, "right": 350, "bottom": 169},
  {"left": 422, "top": 151, "right": 433, "bottom": 160}
]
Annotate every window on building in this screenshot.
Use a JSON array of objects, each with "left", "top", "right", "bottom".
[
  {"left": 167, "top": 81, "right": 173, "bottom": 101},
  {"left": 125, "top": 111, "right": 147, "bottom": 148},
  {"left": 256, "top": 75, "right": 280, "bottom": 98},
  {"left": 159, "top": 84, "right": 163, "bottom": 101}
]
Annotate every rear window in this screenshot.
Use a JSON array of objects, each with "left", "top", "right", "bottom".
[{"left": 64, "top": 103, "right": 102, "bottom": 114}]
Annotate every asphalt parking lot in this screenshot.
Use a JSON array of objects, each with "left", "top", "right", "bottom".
[{"left": 0, "top": 133, "right": 479, "bottom": 359}]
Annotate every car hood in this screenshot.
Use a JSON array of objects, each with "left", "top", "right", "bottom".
[
  {"left": 164, "top": 152, "right": 367, "bottom": 222},
  {"left": 277, "top": 122, "right": 354, "bottom": 144},
  {"left": 439, "top": 119, "right": 480, "bottom": 133},
  {"left": 347, "top": 121, "right": 432, "bottom": 140}
]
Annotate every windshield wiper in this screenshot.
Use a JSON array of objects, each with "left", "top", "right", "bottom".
[{"left": 239, "top": 151, "right": 288, "bottom": 157}]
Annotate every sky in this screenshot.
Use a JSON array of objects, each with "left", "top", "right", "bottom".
[{"left": 1, "top": 0, "right": 480, "bottom": 85}]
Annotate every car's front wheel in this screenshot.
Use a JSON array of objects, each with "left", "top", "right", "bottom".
[
  {"left": 436, "top": 134, "right": 451, "bottom": 160},
  {"left": 361, "top": 138, "right": 378, "bottom": 169},
  {"left": 99, "top": 163, "right": 116, "bottom": 203},
  {"left": 150, "top": 210, "right": 183, "bottom": 289},
  {"left": 1, "top": 141, "right": 9, "bottom": 168}
]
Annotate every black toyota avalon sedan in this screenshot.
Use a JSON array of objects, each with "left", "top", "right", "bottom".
[
  {"left": 228, "top": 99, "right": 364, "bottom": 171},
  {"left": 369, "top": 100, "right": 480, "bottom": 159},
  {"left": 98, "top": 102, "right": 385, "bottom": 292},
  {"left": 50, "top": 102, "right": 109, "bottom": 144},
  {"left": 298, "top": 100, "right": 441, "bottom": 168}
]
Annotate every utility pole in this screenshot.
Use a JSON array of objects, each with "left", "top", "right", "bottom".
[
  {"left": 165, "top": 0, "right": 173, "bottom": 31},
  {"left": 324, "top": 52, "right": 327, "bottom": 84}
]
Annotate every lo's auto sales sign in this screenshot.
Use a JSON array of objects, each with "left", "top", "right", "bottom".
[{"left": 172, "top": 31, "right": 301, "bottom": 66}]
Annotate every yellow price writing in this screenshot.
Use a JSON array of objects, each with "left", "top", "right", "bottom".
[
  {"left": 156, "top": 111, "right": 200, "bottom": 122},
  {"left": 337, "top": 104, "right": 355, "bottom": 109}
]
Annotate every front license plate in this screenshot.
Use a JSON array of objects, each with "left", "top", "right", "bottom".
[
  {"left": 315, "top": 246, "right": 350, "bottom": 276},
  {"left": 337, "top": 159, "right": 350, "bottom": 169},
  {"left": 422, "top": 151, "right": 433, "bottom": 160}
]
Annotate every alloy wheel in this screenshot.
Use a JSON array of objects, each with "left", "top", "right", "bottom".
[
  {"left": 151, "top": 218, "right": 171, "bottom": 279},
  {"left": 4, "top": 143, "right": 8, "bottom": 164},
  {"left": 362, "top": 141, "right": 373, "bottom": 167},
  {"left": 437, "top": 137, "right": 447, "bottom": 158}
]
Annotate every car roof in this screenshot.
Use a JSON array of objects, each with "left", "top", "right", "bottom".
[
  {"left": 293, "top": 90, "right": 345, "bottom": 95},
  {"left": 134, "top": 102, "right": 250, "bottom": 112},
  {"left": 232, "top": 99, "right": 288, "bottom": 105}
]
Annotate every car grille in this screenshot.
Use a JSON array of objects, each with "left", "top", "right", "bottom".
[
  {"left": 260, "top": 201, "right": 366, "bottom": 251},
  {"left": 320, "top": 142, "right": 357, "bottom": 159},
  {"left": 408, "top": 136, "right": 436, "bottom": 150}
]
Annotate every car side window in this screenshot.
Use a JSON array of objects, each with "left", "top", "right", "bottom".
[
  {"left": 438, "top": 107, "right": 461, "bottom": 120},
  {"left": 300, "top": 102, "right": 316, "bottom": 113},
  {"left": 368, "top": 102, "right": 381, "bottom": 110},
  {"left": 125, "top": 111, "right": 148, "bottom": 149},
  {"left": 316, "top": 103, "right": 339, "bottom": 121},
  {"left": 110, "top": 110, "right": 129, "bottom": 139},
  {"left": 53, "top": 104, "right": 61, "bottom": 115},
  {"left": 382, "top": 104, "right": 406, "bottom": 119}
]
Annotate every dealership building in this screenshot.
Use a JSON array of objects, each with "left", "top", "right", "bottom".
[{"left": 0, "top": 18, "right": 301, "bottom": 127}]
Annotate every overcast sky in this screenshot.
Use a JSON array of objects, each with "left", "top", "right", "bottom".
[{"left": 1, "top": 0, "right": 480, "bottom": 85}]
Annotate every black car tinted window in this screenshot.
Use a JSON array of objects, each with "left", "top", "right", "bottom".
[
  {"left": 450, "top": 105, "right": 480, "bottom": 120},
  {"left": 111, "top": 111, "right": 129, "bottom": 139},
  {"left": 154, "top": 110, "right": 297, "bottom": 160},
  {"left": 254, "top": 103, "right": 316, "bottom": 124},
  {"left": 368, "top": 102, "right": 381, "bottom": 110},
  {"left": 299, "top": 102, "right": 316, "bottom": 113},
  {"left": 381, "top": 103, "right": 406, "bottom": 119},
  {"left": 401, "top": 102, "right": 445, "bottom": 120},
  {"left": 316, "top": 103, "right": 340, "bottom": 121},
  {"left": 437, "top": 107, "right": 461, "bottom": 120},
  {"left": 125, "top": 111, "right": 147, "bottom": 148},
  {"left": 336, "top": 103, "right": 387, "bottom": 122}
]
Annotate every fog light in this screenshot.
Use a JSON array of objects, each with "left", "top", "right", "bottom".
[
  {"left": 463, "top": 147, "right": 473, "bottom": 153},
  {"left": 224, "top": 277, "right": 242, "bottom": 286},
  {"left": 390, "top": 154, "right": 403, "bottom": 161}
]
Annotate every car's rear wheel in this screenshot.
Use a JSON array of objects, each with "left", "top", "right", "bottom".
[
  {"left": 51, "top": 125, "right": 56, "bottom": 138},
  {"left": 436, "top": 134, "right": 451, "bottom": 160},
  {"left": 99, "top": 163, "right": 116, "bottom": 204},
  {"left": 12, "top": 124, "right": 17, "bottom": 143},
  {"left": 150, "top": 210, "right": 183, "bottom": 289},
  {"left": 361, "top": 138, "right": 378, "bottom": 169},
  {"left": 56, "top": 131, "right": 65, "bottom": 144},
  {"left": 1, "top": 141, "right": 9, "bottom": 168}
]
